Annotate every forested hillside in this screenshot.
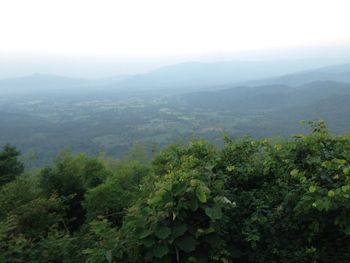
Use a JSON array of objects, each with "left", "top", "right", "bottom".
[
  {"left": 184, "top": 81, "right": 350, "bottom": 135},
  {"left": 1, "top": 121, "right": 350, "bottom": 262}
]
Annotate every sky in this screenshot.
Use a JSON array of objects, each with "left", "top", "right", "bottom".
[
  {"left": 0, "top": 0, "right": 349, "bottom": 77},
  {"left": 1, "top": 0, "right": 349, "bottom": 56}
]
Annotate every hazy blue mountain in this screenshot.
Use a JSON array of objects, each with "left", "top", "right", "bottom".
[
  {"left": 2, "top": 60, "right": 349, "bottom": 95},
  {"left": 249, "top": 63, "right": 350, "bottom": 86},
  {"left": 184, "top": 80, "right": 350, "bottom": 109},
  {"left": 115, "top": 60, "right": 346, "bottom": 90},
  {"left": 0, "top": 74, "right": 88, "bottom": 95}
]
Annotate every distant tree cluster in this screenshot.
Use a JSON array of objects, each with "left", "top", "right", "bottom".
[{"left": 1, "top": 121, "right": 350, "bottom": 262}]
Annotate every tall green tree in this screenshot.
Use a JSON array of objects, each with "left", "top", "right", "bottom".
[{"left": 0, "top": 145, "right": 24, "bottom": 187}]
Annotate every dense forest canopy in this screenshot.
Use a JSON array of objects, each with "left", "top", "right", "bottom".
[{"left": 1, "top": 121, "right": 350, "bottom": 262}]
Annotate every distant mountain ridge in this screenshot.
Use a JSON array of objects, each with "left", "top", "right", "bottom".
[
  {"left": 185, "top": 80, "right": 350, "bottom": 108},
  {"left": 1, "top": 61, "right": 350, "bottom": 95},
  {"left": 114, "top": 60, "right": 350, "bottom": 90},
  {"left": 248, "top": 63, "right": 350, "bottom": 86},
  {"left": 0, "top": 74, "right": 88, "bottom": 94},
  {"left": 183, "top": 80, "right": 350, "bottom": 134}
]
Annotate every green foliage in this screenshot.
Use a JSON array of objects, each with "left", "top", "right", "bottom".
[
  {"left": 81, "top": 220, "right": 123, "bottom": 263},
  {"left": 35, "top": 229, "right": 77, "bottom": 263},
  {"left": 40, "top": 152, "right": 109, "bottom": 196},
  {"left": 39, "top": 151, "right": 111, "bottom": 231},
  {"left": 0, "top": 196, "right": 67, "bottom": 262},
  {"left": 0, "top": 144, "right": 24, "bottom": 186},
  {"left": 84, "top": 178, "right": 132, "bottom": 225},
  {"left": 6, "top": 195, "right": 65, "bottom": 238},
  {"left": 84, "top": 160, "right": 149, "bottom": 226},
  {"left": 0, "top": 178, "right": 37, "bottom": 220},
  {"left": 2, "top": 123, "right": 350, "bottom": 262},
  {"left": 220, "top": 121, "right": 350, "bottom": 262},
  {"left": 122, "top": 141, "right": 234, "bottom": 262}
]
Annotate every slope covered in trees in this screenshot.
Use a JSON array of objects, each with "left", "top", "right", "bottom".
[{"left": 1, "top": 122, "right": 350, "bottom": 262}]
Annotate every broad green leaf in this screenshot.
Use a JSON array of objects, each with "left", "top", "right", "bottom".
[
  {"left": 188, "top": 197, "right": 199, "bottom": 211},
  {"left": 319, "top": 199, "right": 331, "bottom": 211},
  {"left": 309, "top": 185, "right": 316, "bottom": 193},
  {"left": 226, "top": 165, "right": 235, "bottom": 172},
  {"left": 139, "top": 228, "right": 152, "bottom": 239},
  {"left": 190, "top": 179, "right": 200, "bottom": 187},
  {"left": 196, "top": 188, "right": 207, "bottom": 203},
  {"left": 290, "top": 169, "right": 299, "bottom": 177},
  {"left": 205, "top": 206, "right": 222, "bottom": 221},
  {"left": 342, "top": 185, "right": 350, "bottom": 192},
  {"left": 176, "top": 234, "right": 196, "bottom": 253},
  {"left": 155, "top": 226, "right": 171, "bottom": 239},
  {"left": 205, "top": 164, "right": 215, "bottom": 171},
  {"left": 105, "top": 250, "right": 113, "bottom": 263},
  {"left": 141, "top": 236, "right": 155, "bottom": 248},
  {"left": 197, "top": 227, "right": 215, "bottom": 237},
  {"left": 148, "top": 195, "right": 163, "bottom": 205},
  {"left": 172, "top": 223, "right": 187, "bottom": 238},
  {"left": 153, "top": 243, "right": 169, "bottom": 258},
  {"left": 328, "top": 190, "right": 335, "bottom": 198}
]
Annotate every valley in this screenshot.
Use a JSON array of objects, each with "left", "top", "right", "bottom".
[{"left": 1, "top": 61, "right": 350, "bottom": 167}]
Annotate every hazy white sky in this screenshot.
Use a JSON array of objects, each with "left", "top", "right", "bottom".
[{"left": 1, "top": 0, "right": 349, "bottom": 57}]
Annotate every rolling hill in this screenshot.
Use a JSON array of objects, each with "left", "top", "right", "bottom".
[{"left": 249, "top": 63, "right": 350, "bottom": 86}]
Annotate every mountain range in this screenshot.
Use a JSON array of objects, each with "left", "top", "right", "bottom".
[{"left": 1, "top": 60, "right": 350, "bottom": 95}]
